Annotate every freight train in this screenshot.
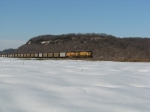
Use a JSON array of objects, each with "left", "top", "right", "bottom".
[{"left": 0, "top": 51, "right": 93, "bottom": 58}]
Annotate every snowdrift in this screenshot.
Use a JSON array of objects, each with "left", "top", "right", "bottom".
[{"left": 0, "top": 58, "right": 150, "bottom": 112}]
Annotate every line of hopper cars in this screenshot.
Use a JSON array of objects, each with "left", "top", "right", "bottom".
[{"left": 0, "top": 51, "right": 93, "bottom": 58}]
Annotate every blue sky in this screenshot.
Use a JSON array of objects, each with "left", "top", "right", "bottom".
[{"left": 0, "top": 0, "right": 150, "bottom": 50}]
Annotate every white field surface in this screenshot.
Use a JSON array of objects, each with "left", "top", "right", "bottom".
[{"left": 0, "top": 58, "right": 150, "bottom": 112}]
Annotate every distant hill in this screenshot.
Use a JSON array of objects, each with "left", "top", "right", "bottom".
[
  {"left": 13, "top": 33, "right": 150, "bottom": 62},
  {"left": 0, "top": 48, "right": 16, "bottom": 54}
]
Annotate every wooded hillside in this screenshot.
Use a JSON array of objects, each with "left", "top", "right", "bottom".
[{"left": 5, "top": 33, "right": 150, "bottom": 61}]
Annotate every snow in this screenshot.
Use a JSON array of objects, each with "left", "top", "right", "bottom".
[{"left": 0, "top": 58, "right": 150, "bottom": 112}]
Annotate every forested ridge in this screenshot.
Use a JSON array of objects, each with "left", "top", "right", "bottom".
[{"left": 1, "top": 33, "right": 150, "bottom": 61}]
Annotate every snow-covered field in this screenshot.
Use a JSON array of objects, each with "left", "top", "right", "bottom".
[{"left": 0, "top": 58, "right": 150, "bottom": 112}]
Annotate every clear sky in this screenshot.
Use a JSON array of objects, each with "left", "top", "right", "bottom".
[{"left": 0, "top": 0, "right": 150, "bottom": 50}]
